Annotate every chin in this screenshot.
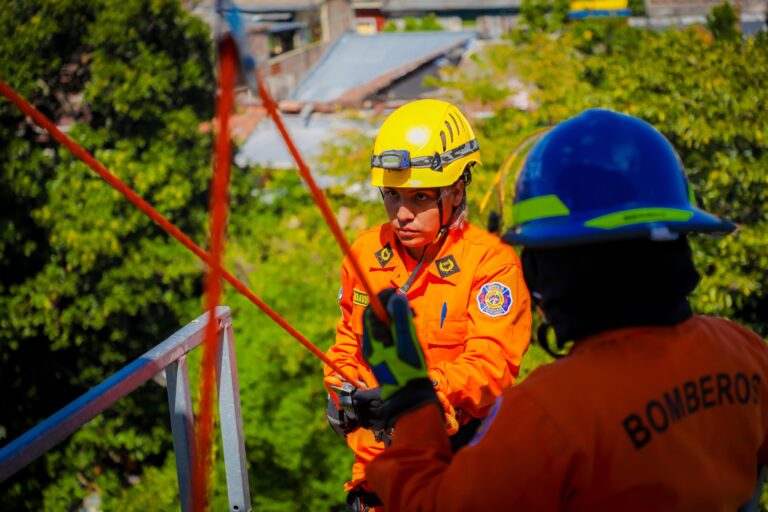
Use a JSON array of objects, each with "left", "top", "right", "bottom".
[{"left": 398, "top": 236, "right": 429, "bottom": 247}]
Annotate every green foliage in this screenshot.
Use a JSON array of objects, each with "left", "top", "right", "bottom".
[
  {"left": 384, "top": 14, "right": 444, "bottom": 32},
  {"left": 224, "top": 167, "right": 383, "bottom": 510},
  {"left": 3, "top": 1, "right": 766, "bottom": 510},
  {"left": 434, "top": 20, "right": 768, "bottom": 338},
  {"left": 628, "top": 0, "right": 646, "bottom": 15},
  {"left": 706, "top": 1, "right": 741, "bottom": 42},
  {"left": 0, "top": 0, "right": 214, "bottom": 508},
  {"left": 520, "top": 0, "right": 571, "bottom": 33}
]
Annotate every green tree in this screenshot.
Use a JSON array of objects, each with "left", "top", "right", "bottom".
[
  {"left": 0, "top": 0, "right": 214, "bottom": 508},
  {"left": 520, "top": 0, "right": 571, "bottom": 33},
  {"left": 432, "top": 19, "right": 768, "bottom": 337},
  {"left": 706, "top": 1, "right": 741, "bottom": 42},
  {"left": 385, "top": 14, "right": 445, "bottom": 32}
]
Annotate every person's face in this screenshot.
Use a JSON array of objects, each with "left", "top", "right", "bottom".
[{"left": 382, "top": 183, "right": 464, "bottom": 249}]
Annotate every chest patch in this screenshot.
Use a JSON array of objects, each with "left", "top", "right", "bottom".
[
  {"left": 435, "top": 255, "right": 460, "bottom": 278},
  {"left": 352, "top": 288, "right": 369, "bottom": 307},
  {"left": 375, "top": 243, "right": 394, "bottom": 267},
  {"left": 477, "top": 282, "right": 513, "bottom": 317}
]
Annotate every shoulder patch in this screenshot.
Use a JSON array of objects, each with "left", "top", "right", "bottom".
[
  {"left": 435, "top": 255, "right": 460, "bottom": 278},
  {"left": 352, "top": 288, "right": 369, "bottom": 307},
  {"left": 476, "top": 282, "right": 513, "bottom": 317},
  {"left": 375, "top": 243, "right": 394, "bottom": 267}
]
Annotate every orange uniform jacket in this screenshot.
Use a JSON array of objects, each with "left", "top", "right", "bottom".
[
  {"left": 325, "top": 222, "right": 531, "bottom": 490},
  {"left": 367, "top": 315, "right": 768, "bottom": 511}
]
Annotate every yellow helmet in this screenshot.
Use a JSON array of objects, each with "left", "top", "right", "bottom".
[{"left": 371, "top": 99, "right": 481, "bottom": 188}]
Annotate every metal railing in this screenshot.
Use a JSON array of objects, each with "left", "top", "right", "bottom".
[{"left": 0, "top": 306, "right": 251, "bottom": 512}]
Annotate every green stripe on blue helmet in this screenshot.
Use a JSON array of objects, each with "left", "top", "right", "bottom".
[{"left": 502, "top": 109, "right": 735, "bottom": 248}]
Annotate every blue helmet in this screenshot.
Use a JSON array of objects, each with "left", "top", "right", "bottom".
[{"left": 503, "top": 109, "right": 735, "bottom": 247}]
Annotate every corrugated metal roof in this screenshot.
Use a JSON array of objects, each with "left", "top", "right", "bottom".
[
  {"left": 291, "top": 31, "right": 476, "bottom": 104},
  {"left": 236, "top": 116, "right": 376, "bottom": 170},
  {"left": 194, "top": 0, "right": 324, "bottom": 13},
  {"left": 384, "top": 0, "right": 519, "bottom": 11}
]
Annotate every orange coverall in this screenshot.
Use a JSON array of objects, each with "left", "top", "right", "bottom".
[
  {"left": 366, "top": 315, "right": 768, "bottom": 511},
  {"left": 325, "top": 222, "right": 531, "bottom": 491}
]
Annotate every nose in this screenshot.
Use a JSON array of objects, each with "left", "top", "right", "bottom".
[{"left": 396, "top": 203, "right": 415, "bottom": 224}]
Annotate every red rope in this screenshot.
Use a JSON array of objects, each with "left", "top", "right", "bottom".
[
  {"left": 191, "top": 35, "right": 237, "bottom": 511},
  {"left": 0, "top": 80, "right": 359, "bottom": 384},
  {"left": 257, "top": 79, "right": 389, "bottom": 326}
]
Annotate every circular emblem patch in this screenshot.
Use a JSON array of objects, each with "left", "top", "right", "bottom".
[{"left": 476, "top": 282, "right": 513, "bottom": 317}]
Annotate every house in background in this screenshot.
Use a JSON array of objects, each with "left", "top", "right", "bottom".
[
  {"left": 351, "top": 0, "right": 386, "bottom": 33},
  {"left": 287, "top": 30, "right": 477, "bottom": 110},
  {"left": 192, "top": 0, "right": 354, "bottom": 100},
  {"left": 636, "top": 0, "right": 767, "bottom": 30},
  {"left": 378, "top": 0, "right": 521, "bottom": 38}
]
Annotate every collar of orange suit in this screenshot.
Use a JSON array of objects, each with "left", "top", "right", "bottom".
[
  {"left": 568, "top": 316, "right": 698, "bottom": 358},
  {"left": 371, "top": 224, "right": 465, "bottom": 286}
]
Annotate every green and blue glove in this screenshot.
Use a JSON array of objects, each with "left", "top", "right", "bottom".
[{"left": 361, "top": 288, "right": 440, "bottom": 428}]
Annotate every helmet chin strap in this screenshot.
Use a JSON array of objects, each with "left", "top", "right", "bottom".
[{"left": 434, "top": 185, "right": 464, "bottom": 243}]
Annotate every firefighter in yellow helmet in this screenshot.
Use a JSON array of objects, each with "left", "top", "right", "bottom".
[{"left": 323, "top": 99, "right": 532, "bottom": 511}]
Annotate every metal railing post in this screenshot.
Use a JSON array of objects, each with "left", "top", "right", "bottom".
[
  {"left": 216, "top": 320, "right": 252, "bottom": 512},
  {"left": 166, "top": 355, "right": 196, "bottom": 512},
  {"left": 0, "top": 307, "right": 253, "bottom": 512}
]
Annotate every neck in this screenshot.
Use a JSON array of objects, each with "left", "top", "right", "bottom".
[{"left": 405, "top": 245, "right": 425, "bottom": 260}]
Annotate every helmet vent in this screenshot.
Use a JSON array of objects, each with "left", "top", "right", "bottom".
[
  {"left": 440, "top": 131, "right": 447, "bottom": 151},
  {"left": 449, "top": 113, "right": 461, "bottom": 135},
  {"left": 444, "top": 121, "right": 454, "bottom": 142}
]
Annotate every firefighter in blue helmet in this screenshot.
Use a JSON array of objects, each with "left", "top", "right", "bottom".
[{"left": 356, "top": 109, "right": 768, "bottom": 512}]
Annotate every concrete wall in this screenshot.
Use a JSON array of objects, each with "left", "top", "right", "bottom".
[
  {"left": 325, "top": 0, "right": 355, "bottom": 40},
  {"left": 264, "top": 41, "right": 330, "bottom": 100},
  {"left": 242, "top": 0, "right": 353, "bottom": 101},
  {"left": 645, "top": 0, "right": 768, "bottom": 17}
]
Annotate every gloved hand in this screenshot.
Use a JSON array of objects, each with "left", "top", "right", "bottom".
[
  {"left": 361, "top": 289, "right": 440, "bottom": 428},
  {"left": 326, "top": 394, "right": 358, "bottom": 438},
  {"left": 350, "top": 387, "right": 386, "bottom": 430}
]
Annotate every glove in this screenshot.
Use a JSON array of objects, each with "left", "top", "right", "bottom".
[
  {"left": 327, "top": 394, "right": 358, "bottom": 438},
  {"left": 350, "top": 387, "right": 386, "bottom": 430},
  {"left": 361, "top": 289, "right": 440, "bottom": 428}
]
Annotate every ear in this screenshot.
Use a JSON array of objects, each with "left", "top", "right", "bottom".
[{"left": 451, "top": 180, "right": 465, "bottom": 208}]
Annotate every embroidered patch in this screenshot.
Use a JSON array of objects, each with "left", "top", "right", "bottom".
[
  {"left": 352, "top": 288, "right": 369, "bottom": 307},
  {"left": 435, "top": 255, "right": 460, "bottom": 278},
  {"left": 375, "top": 243, "right": 394, "bottom": 267},
  {"left": 476, "top": 282, "right": 513, "bottom": 317}
]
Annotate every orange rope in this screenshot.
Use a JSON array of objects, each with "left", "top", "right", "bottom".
[
  {"left": 256, "top": 79, "right": 389, "bottom": 325},
  {"left": 192, "top": 35, "right": 237, "bottom": 512},
  {"left": 0, "top": 80, "right": 359, "bottom": 388}
]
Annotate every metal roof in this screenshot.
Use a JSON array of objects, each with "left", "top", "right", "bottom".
[
  {"left": 290, "top": 30, "right": 476, "bottom": 104},
  {"left": 384, "top": 0, "right": 520, "bottom": 11},
  {"left": 235, "top": 116, "right": 376, "bottom": 170}
]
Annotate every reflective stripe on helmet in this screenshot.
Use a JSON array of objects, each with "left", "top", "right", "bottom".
[
  {"left": 584, "top": 208, "right": 693, "bottom": 229},
  {"left": 512, "top": 195, "right": 570, "bottom": 225}
]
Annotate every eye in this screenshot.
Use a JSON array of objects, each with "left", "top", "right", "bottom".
[
  {"left": 383, "top": 188, "right": 399, "bottom": 199},
  {"left": 415, "top": 191, "right": 434, "bottom": 202}
]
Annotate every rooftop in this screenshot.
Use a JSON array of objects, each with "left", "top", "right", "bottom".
[{"left": 290, "top": 30, "right": 477, "bottom": 105}]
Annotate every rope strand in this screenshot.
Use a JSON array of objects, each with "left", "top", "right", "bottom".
[{"left": 0, "top": 79, "right": 360, "bottom": 388}]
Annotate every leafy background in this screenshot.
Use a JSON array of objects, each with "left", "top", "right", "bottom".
[{"left": 0, "top": 0, "right": 765, "bottom": 510}]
